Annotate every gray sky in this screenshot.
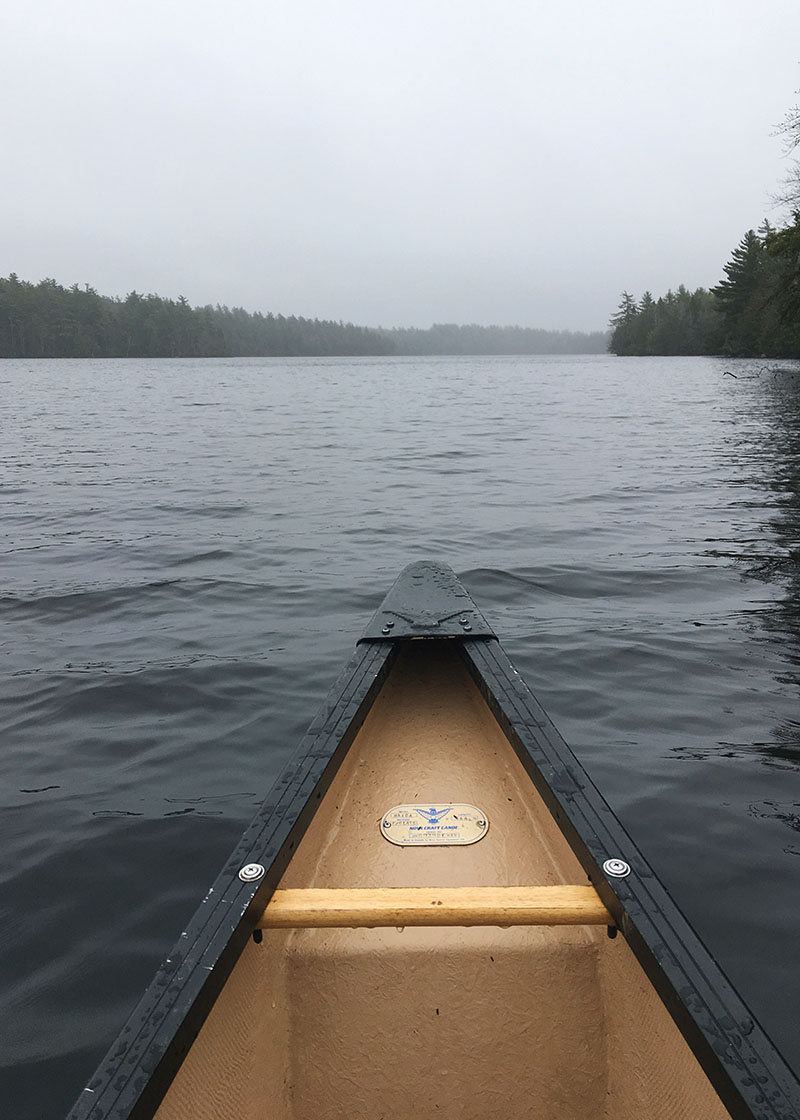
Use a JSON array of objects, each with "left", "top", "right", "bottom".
[{"left": 3, "top": 1, "right": 799, "bottom": 331}]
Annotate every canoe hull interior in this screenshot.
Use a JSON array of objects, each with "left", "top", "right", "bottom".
[{"left": 153, "top": 642, "right": 730, "bottom": 1120}]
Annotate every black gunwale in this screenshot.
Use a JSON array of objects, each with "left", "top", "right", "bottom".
[{"left": 65, "top": 561, "right": 800, "bottom": 1120}]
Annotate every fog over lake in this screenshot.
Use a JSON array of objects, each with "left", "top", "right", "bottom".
[{"left": 3, "top": 1, "right": 800, "bottom": 328}]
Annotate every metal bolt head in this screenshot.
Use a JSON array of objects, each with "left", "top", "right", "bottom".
[
  {"left": 603, "top": 858, "right": 631, "bottom": 878},
  {"left": 238, "top": 863, "right": 265, "bottom": 882}
]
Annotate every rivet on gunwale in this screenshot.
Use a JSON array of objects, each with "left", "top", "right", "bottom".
[
  {"left": 239, "top": 863, "right": 265, "bottom": 882},
  {"left": 603, "top": 858, "right": 631, "bottom": 878}
]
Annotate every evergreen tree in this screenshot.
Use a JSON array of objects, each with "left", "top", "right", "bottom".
[
  {"left": 713, "top": 230, "right": 764, "bottom": 314},
  {"left": 608, "top": 292, "right": 640, "bottom": 354},
  {"left": 608, "top": 286, "right": 723, "bottom": 357},
  {"left": 712, "top": 230, "right": 770, "bottom": 355},
  {"left": 766, "top": 212, "right": 800, "bottom": 338}
]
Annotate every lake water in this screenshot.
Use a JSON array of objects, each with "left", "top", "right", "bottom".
[{"left": 2, "top": 354, "right": 799, "bottom": 1117}]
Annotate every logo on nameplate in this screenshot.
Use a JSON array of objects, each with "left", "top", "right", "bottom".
[{"left": 380, "top": 804, "right": 488, "bottom": 846}]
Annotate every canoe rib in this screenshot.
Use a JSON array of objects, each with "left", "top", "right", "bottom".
[{"left": 258, "top": 885, "right": 612, "bottom": 928}]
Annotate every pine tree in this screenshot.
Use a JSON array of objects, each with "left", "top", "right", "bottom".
[
  {"left": 712, "top": 231, "right": 769, "bottom": 354},
  {"left": 608, "top": 292, "right": 639, "bottom": 354},
  {"left": 766, "top": 212, "right": 800, "bottom": 340}
]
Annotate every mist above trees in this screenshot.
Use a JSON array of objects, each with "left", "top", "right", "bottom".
[{"left": 610, "top": 91, "right": 800, "bottom": 359}]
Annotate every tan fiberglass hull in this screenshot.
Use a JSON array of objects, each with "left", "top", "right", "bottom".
[{"left": 153, "top": 642, "right": 730, "bottom": 1120}]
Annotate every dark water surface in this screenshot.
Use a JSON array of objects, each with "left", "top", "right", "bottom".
[{"left": 2, "top": 354, "right": 800, "bottom": 1117}]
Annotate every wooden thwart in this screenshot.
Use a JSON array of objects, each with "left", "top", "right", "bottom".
[{"left": 257, "top": 885, "right": 611, "bottom": 929}]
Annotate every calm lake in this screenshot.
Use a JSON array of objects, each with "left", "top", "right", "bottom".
[{"left": 2, "top": 354, "right": 800, "bottom": 1117}]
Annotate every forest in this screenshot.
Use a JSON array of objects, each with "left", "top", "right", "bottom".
[
  {"left": 0, "top": 276, "right": 607, "bottom": 359},
  {"left": 608, "top": 218, "right": 800, "bottom": 358},
  {"left": 610, "top": 97, "right": 800, "bottom": 359}
]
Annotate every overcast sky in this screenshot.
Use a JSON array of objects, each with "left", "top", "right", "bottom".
[{"left": 2, "top": 1, "right": 799, "bottom": 330}]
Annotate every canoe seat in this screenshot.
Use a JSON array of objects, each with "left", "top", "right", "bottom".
[{"left": 257, "top": 885, "right": 612, "bottom": 928}]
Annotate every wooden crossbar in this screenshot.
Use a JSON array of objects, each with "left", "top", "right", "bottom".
[{"left": 257, "top": 885, "right": 611, "bottom": 929}]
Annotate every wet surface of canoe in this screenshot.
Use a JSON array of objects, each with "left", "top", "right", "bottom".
[{"left": 67, "top": 563, "right": 800, "bottom": 1120}]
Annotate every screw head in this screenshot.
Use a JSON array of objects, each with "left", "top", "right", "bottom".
[
  {"left": 603, "top": 858, "right": 631, "bottom": 878},
  {"left": 238, "top": 863, "right": 265, "bottom": 882}
]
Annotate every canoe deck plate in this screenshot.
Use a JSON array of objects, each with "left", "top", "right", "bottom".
[
  {"left": 381, "top": 803, "right": 488, "bottom": 846},
  {"left": 360, "top": 561, "right": 496, "bottom": 641}
]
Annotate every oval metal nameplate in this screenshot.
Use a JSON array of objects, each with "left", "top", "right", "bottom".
[{"left": 380, "top": 804, "right": 488, "bottom": 846}]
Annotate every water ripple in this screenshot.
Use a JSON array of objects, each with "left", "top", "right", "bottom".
[{"left": 1, "top": 354, "right": 800, "bottom": 1116}]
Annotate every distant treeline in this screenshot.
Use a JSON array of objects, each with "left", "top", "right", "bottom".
[
  {"left": 386, "top": 322, "right": 607, "bottom": 354},
  {"left": 0, "top": 276, "right": 395, "bottom": 359},
  {"left": 609, "top": 218, "right": 800, "bottom": 358},
  {"left": 0, "top": 274, "right": 607, "bottom": 359}
]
